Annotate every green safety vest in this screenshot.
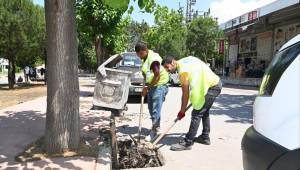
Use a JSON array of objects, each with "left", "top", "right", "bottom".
[
  {"left": 177, "top": 56, "right": 220, "bottom": 110},
  {"left": 141, "top": 50, "right": 169, "bottom": 86}
]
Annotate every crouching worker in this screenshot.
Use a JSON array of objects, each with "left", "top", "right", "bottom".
[{"left": 162, "top": 56, "right": 222, "bottom": 151}]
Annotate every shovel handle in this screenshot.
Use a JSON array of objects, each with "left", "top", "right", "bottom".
[
  {"left": 138, "top": 82, "right": 145, "bottom": 142},
  {"left": 152, "top": 118, "right": 178, "bottom": 146},
  {"left": 152, "top": 104, "right": 192, "bottom": 146}
]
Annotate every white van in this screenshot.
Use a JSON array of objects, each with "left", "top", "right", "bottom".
[{"left": 242, "top": 34, "right": 300, "bottom": 170}]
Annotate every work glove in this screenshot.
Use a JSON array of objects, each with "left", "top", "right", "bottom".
[{"left": 177, "top": 111, "right": 185, "bottom": 120}]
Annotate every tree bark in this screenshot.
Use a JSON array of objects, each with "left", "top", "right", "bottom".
[
  {"left": 44, "top": 48, "right": 47, "bottom": 85},
  {"left": 95, "top": 36, "right": 103, "bottom": 66},
  {"left": 45, "top": 0, "right": 80, "bottom": 153},
  {"left": 8, "top": 57, "right": 16, "bottom": 89}
]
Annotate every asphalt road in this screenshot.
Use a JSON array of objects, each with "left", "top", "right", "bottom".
[{"left": 116, "top": 86, "right": 258, "bottom": 170}]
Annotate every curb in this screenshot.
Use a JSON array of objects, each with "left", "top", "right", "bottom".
[
  {"left": 95, "top": 137, "right": 112, "bottom": 170},
  {"left": 94, "top": 110, "right": 113, "bottom": 170}
]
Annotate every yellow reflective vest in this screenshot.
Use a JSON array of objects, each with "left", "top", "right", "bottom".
[
  {"left": 177, "top": 56, "right": 220, "bottom": 110},
  {"left": 141, "top": 50, "right": 169, "bottom": 86}
]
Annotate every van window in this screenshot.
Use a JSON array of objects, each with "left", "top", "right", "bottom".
[{"left": 259, "top": 42, "right": 300, "bottom": 96}]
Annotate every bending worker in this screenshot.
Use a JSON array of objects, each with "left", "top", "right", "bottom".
[
  {"left": 135, "top": 42, "right": 169, "bottom": 141},
  {"left": 162, "top": 56, "right": 222, "bottom": 151}
]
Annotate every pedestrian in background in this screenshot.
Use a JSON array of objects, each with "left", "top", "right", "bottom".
[{"left": 24, "top": 66, "right": 30, "bottom": 82}]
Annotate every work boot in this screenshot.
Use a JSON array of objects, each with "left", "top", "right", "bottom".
[
  {"left": 154, "top": 127, "right": 161, "bottom": 135},
  {"left": 145, "top": 130, "right": 157, "bottom": 142},
  {"left": 194, "top": 135, "right": 211, "bottom": 145},
  {"left": 170, "top": 138, "right": 193, "bottom": 151},
  {"left": 145, "top": 126, "right": 161, "bottom": 142}
]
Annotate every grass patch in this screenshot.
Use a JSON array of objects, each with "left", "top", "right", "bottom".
[
  {"left": 0, "top": 84, "right": 46, "bottom": 110},
  {"left": 15, "top": 136, "right": 100, "bottom": 162}
]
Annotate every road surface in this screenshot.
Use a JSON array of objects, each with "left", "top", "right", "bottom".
[{"left": 116, "top": 86, "right": 257, "bottom": 170}]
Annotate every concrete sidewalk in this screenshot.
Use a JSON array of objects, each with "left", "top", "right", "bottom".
[{"left": 0, "top": 77, "right": 110, "bottom": 170}]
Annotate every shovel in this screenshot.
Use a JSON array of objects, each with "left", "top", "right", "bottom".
[
  {"left": 129, "top": 104, "right": 193, "bottom": 157},
  {"left": 151, "top": 104, "right": 192, "bottom": 147},
  {"left": 137, "top": 81, "right": 145, "bottom": 143}
]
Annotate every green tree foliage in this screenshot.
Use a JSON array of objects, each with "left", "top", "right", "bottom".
[
  {"left": 78, "top": 32, "right": 97, "bottom": 72},
  {"left": 17, "top": 5, "right": 45, "bottom": 68},
  {"left": 76, "top": 0, "right": 157, "bottom": 69},
  {"left": 186, "top": 16, "right": 223, "bottom": 62},
  {"left": 143, "top": 6, "right": 187, "bottom": 58},
  {"left": 127, "top": 20, "right": 149, "bottom": 51},
  {"left": 111, "top": 17, "right": 130, "bottom": 53},
  {"left": 0, "top": 0, "right": 45, "bottom": 88},
  {"left": 77, "top": 16, "right": 130, "bottom": 72},
  {"left": 76, "top": 0, "right": 129, "bottom": 66},
  {"left": 104, "top": 0, "right": 156, "bottom": 13}
]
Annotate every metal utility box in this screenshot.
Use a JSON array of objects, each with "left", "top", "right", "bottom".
[{"left": 93, "top": 54, "right": 131, "bottom": 110}]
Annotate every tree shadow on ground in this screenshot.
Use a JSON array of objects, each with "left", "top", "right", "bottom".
[
  {"left": 127, "top": 95, "right": 148, "bottom": 104},
  {"left": 80, "top": 110, "right": 112, "bottom": 135},
  {"left": 0, "top": 110, "right": 45, "bottom": 168},
  {"left": 0, "top": 108, "right": 106, "bottom": 169},
  {"left": 211, "top": 93, "right": 256, "bottom": 124},
  {"left": 117, "top": 124, "right": 150, "bottom": 137},
  {"left": 79, "top": 90, "right": 94, "bottom": 97},
  {"left": 155, "top": 133, "right": 185, "bottom": 148},
  {"left": 17, "top": 156, "right": 94, "bottom": 170}
]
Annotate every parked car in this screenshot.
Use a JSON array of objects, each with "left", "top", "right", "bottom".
[
  {"left": 242, "top": 34, "right": 300, "bottom": 170},
  {"left": 29, "top": 66, "right": 46, "bottom": 81},
  {"left": 117, "top": 52, "right": 144, "bottom": 96}
]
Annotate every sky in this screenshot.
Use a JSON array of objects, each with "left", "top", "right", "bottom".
[{"left": 32, "top": 0, "right": 278, "bottom": 25}]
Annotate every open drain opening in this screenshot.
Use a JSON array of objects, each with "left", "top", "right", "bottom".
[
  {"left": 110, "top": 116, "right": 164, "bottom": 169},
  {"left": 117, "top": 140, "right": 164, "bottom": 169}
]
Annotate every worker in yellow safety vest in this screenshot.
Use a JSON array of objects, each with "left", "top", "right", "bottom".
[
  {"left": 162, "top": 56, "right": 222, "bottom": 151},
  {"left": 135, "top": 42, "right": 169, "bottom": 141}
]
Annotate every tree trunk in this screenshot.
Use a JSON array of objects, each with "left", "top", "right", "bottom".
[
  {"left": 95, "top": 36, "right": 103, "bottom": 66},
  {"left": 102, "top": 46, "right": 107, "bottom": 61},
  {"left": 44, "top": 48, "right": 47, "bottom": 85},
  {"left": 45, "top": 0, "right": 80, "bottom": 154},
  {"left": 7, "top": 57, "right": 16, "bottom": 89}
]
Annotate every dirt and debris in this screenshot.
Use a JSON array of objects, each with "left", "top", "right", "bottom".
[{"left": 118, "top": 140, "right": 163, "bottom": 169}]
